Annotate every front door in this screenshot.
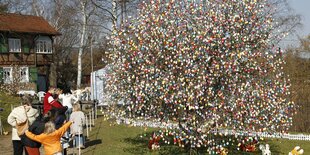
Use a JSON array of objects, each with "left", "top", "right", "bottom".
[{"left": 37, "top": 75, "right": 47, "bottom": 92}]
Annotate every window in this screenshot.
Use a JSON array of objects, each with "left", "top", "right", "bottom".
[
  {"left": 8, "top": 38, "right": 21, "bottom": 52},
  {"left": 36, "top": 36, "right": 52, "bottom": 53},
  {"left": 3, "top": 67, "right": 29, "bottom": 84},
  {"left": 3, "top": 67, "right": 13, "bottom": 84},
  {"left": 20, "top": 67, "right": 29, "bottom": 83}
]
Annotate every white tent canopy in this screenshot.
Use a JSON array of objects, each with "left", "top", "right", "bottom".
[{"left": 91, "top": 65, "right": 109, "bottom": 106}]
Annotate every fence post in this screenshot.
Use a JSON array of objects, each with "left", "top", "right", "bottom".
[
  {"left": 72, "top": 137, "right": 75, "bottom": 155},
  {"left": 92, "top": 109, "right": 95, "bottom": 126},
  {"left": 78, "top": 127, "right": 81, "bottom": 155},
  {"left": 0, "top": 115, "right": 2, "bottom": 135},
  {"left": 89, "top": 111, "right": 92, "bottom": 131},
  {"left": 85, "top": 115, "right": 89, "bottom": 137},
  {"left": 94, "top": 100, "right": 97, "bottom": 120}
]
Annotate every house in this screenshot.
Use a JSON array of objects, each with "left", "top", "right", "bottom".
[{"left": 0, "top": 13, "right": 60, "bottom": 92}]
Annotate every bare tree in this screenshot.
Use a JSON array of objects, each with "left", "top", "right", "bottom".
[
  {"left": 65, "top": 0, "right": 97, "bottom": 88},
  {"left": 76, "top": 0, "right": 87, "bottom": 88},
  {"left": 269, "top": 0, "right": 302, "bottom": 44},
  {"left": 284, "top": 35, "right": 310, "bottom": 132},
  {"left": 0, "top": 0, "right": 32, "bottom": 14},
  {"left": 91, "top": 0, "right": 142, "bottom": 30},
  {"left": 0, "top": 3, "right": 9, "bottom": 12}
]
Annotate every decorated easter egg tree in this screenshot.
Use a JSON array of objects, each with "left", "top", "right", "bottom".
[{"left": 106, "top": 0, "right": 295, "bottom": 152}]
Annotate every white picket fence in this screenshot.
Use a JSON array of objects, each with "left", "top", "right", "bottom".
[
  {"left": 116, "top": 117, "right": 310, "bottom": 141},
  {"left": 212, "top": 129, "right": 310, "bottom": 141}
]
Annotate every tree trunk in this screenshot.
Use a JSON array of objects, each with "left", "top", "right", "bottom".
[
  {"left": 120, "top": 1, "right": 124, "bottom": 25},
  {"left": 112, "top": 0, "right": 117, "bottom": 28},
  {"left": 77, "top": 1, "right": 87, "bottom": 88},
  {"left": 49, "top": 63, "right": 57, "bottom": 87}
]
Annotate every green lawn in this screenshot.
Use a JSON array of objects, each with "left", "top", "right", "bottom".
[
  {"left": 83, "top": 117, "right": 310, "bottom": 155},
  {"left": 1, "top": 91, "right": 309, "bottom": 155},
  {"left": 266, "top": 138, "right": 310, "bottom": 155},
  {"left": 0, "top": 91, "right": 21, "bottom": 131}
]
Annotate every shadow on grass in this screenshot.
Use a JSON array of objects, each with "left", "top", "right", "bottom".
[
  {"left": 122, "top": 131, "right": 208, "bottom": 155},
  {"left": 266, "top": 139, "right": 283, "bottom": 155},
  {"left": 122, "top": 132, "right": 287, "bottom": 155},
  {"left": 122, "top": 133, "right": 150, "bottom": 155},
  {"left": 86, "top": 139, "right": 102, "bottom": 147},
  {"left": 122, "top": 140, "right": 188, "bottom": 155}
]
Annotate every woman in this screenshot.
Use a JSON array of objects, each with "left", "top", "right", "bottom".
[{"left": 7, "top": 95, "right": 39, "bottom": 155}]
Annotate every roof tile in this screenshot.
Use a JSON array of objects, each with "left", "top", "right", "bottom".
[{"left": 0, "top": 13, "right": 60, "bottom": 35}]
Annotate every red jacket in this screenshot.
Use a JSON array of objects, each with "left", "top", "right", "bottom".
[{"left": 43, "top": 92, "right": 63, "bottom": 114}]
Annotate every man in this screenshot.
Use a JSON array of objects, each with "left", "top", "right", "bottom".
[{"left": 43, "top": 86, "right": 63, "bottom": 114}]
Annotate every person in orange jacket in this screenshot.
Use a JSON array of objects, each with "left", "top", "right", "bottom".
[{"left": 25, "top": 121, "right": 72, "bottom": 155}]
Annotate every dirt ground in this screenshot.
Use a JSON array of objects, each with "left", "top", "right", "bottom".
[
  {"left": 0, "top": 132, "right": 43, "bottom": 155},
  {"left": 0, "top": 134, "right": 14, "bottom": 155}
]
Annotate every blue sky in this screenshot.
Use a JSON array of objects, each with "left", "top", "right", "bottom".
[
  {"left": 288, "top": 0, "right": 310, "bottom": 36},
  {"left": 284, "top": 0, "right": 310, "bottom": 47}
]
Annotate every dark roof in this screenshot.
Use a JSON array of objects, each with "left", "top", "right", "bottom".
[{"left": 0, "top": 13, "right": 60, "bottom": 35}]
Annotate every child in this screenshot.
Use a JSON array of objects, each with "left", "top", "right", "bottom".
[
  {"left": 25, "top": 121, "right": 72, "bottom": 155},
  {"left": 70, "top": 103, "right": 86, "bottom": 149},
  {"left": 58, "top": 88, "right": 78, "bottom": 120},
  {"left": 48, "top": 107, "right": 70, "bottom": 154},
  {"left": 21, "top": 110, "right": 52, "bottom": 155},
  {"left": 53, "top": 107, "right": 68, "bottom": 129}
]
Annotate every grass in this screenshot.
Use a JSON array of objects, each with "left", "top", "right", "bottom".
[
  {"left": 265, "top": 138, "right": 310, "bottom": 155},
  {"left": 83, "top": 116, "right": 310, "bottom": 155},
  {"left": 0, "top": 91, "right": 309, "bottom": 154},
  {"left": 0, "top": 91, "right": 21, "bottom": 131},
  {"left": 82, "top": 118, "right": 156, "bottom": 155},
  {"left": 83, "top": 117, "right": 199, "bottom": 155}
]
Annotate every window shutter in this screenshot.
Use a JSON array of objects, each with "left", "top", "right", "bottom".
[
  {"left": 0, "top": 43, "right": 7, "bottom": 53},
  {"left": 0, "top": 37, "right": 7, "bottom": 53},
  {"left": 23, "top": 46, "right": 30, "bottom": 53},
  {"left": 8, "top": 39, "right": 14, "bottom": 52},
  {"left": 29, "top": 67, "right": 38, "bottom": 82},
  {"left": 0, "top": 67, "right": 3, "bottom": 83}
]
